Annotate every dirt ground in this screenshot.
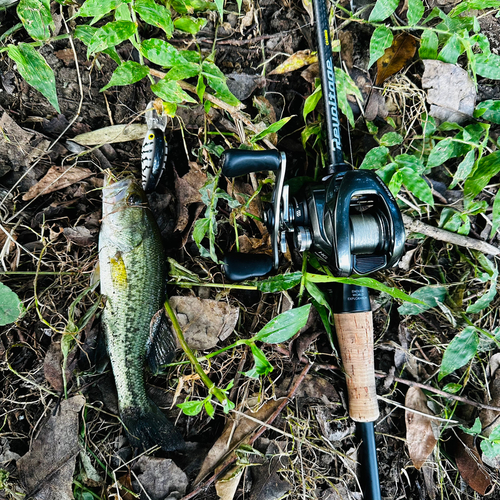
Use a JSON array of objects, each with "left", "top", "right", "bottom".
[{"left": 2, "top": 0, "right": 500, "bottom": 499}]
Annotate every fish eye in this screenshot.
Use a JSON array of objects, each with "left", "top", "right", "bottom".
[
  {"left": 127, "top": 194, "right": 143, "bottom": 205},
  {"left": 148, "top": 133, "right": 155, "bottom": 140}
]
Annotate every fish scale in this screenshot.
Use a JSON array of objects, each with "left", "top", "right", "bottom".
[{"left": 99, "top": 177, "right": 184, "bottom": 451}]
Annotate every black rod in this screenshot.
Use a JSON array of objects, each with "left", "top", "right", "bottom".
[
  {"left": 357, "top": 422, "right": 382, "bottom": 500},
  {"left": 311, "top": 0, "right": 344, "bottom": 173}
]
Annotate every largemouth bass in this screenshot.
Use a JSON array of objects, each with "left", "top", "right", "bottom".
[{"left": 99, "top": 177, "right": 184, "bottom": 451}]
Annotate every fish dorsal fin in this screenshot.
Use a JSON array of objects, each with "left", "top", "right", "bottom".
[{"left": 146, "top": 308, "right": 177, "bottom": 375}]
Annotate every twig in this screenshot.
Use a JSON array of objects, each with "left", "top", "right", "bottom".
[
  {"left": 149, "top": 69, "right": 276, "bottom": 150},
  {"left": 180, "top": 362, "right": 312, "bottom": 500},
  {"left": 402, "top": 214, "right": 500, "bottom": 256}
]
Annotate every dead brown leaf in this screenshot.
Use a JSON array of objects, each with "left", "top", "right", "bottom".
[
  {"left": 22, "top": 165, "right": 94, "bottom": 201},
  {"left": 454, "top": 430, "right": 493, "bottom": 495},
  {"left": 17, "top": 395, "right": 85, "bottom": 500},
  {"left": 195, "top": 398, "right": 285, "bottom": 484},
  {"left": 43, "top": 340, "right": 78, "bottom": 393},
  {"left": 169, "top": 296, "right": 239, "bottom": 350},
  {"left": 405, "top": 387, "right": 437, "bottom": 469},
  {"left": 174, "top": 163, "right": 206, "bottom": 233},
  {"left": 215, "top": 466, "right": 244, "bottom": 500},
  {"left": 54, "top": 49, "right": 75, "bottom": 65},
  {"left": 376, "top": 33, "right": 418, "bottom": 86},
  {"left": 339, "top": 31, "right": 354, "bottom": 69},
  {"left": 72, "top": 124, "right": 148, "bottom": 145},
  {"left": 63, "top": 226, "right": 96, "bottom": 247},
  {"left": 270, "top": 50, "right": 319, "bottom": 75}
]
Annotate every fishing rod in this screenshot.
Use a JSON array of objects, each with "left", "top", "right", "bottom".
[{"left": 219, "top": 2, "right": 406, "bottom": 498}]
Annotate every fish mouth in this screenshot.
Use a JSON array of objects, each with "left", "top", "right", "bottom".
[{"left": 102, "top": 177, "right": 147, "bottom": 216}]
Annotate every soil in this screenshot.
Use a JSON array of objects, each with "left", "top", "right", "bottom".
[{"left": 1, "top": 1, "right": 500, "bottom": 500}]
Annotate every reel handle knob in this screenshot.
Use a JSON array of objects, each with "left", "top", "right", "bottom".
[
  {"left": 222, "top": 150, "right": 282, "bottom": 177},
  {"left": 223, "top": 253, "right": 273, "bottom": 281}
]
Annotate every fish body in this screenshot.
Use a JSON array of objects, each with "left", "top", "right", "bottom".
[
  {"left": 141, "top": 128, "right": 168, "bottom": 193},
  {"left": 99, "top": 177, "right": 183, "bottom": 451}
]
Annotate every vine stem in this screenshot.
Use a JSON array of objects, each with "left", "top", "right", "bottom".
[{"left": 163, "top": 299, "right": 228, "bottom": 406}]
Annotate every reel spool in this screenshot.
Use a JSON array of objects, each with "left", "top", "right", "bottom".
[{"left": 221, "top": 149, "right": 405, "bottom": 280}]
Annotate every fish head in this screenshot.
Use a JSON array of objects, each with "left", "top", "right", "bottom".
[{"left": 101, "top": 177, "right": 153, "bottom": 250}]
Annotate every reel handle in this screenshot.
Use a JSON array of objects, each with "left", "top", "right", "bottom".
[
  {"left": 334, "top": 310, "right": 379, "bottom": 422},
  {"left": 223, "top": 253, "right": 273, "bottom": 281},
  {"left": 222, "top": 150, "right": 282, "bottom": 177}
]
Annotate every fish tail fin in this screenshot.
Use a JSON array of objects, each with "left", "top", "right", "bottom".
[{"left": 121, "top": 401, "right": 184, "bottom": 452}]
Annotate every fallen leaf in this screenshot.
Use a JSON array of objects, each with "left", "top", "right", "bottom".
[
  {"left": 376, "top": 33, "right": 418, "bottom": 86},
  {"left": 226, "top": 73, "right": 266, "bottom": 101},
  {"left": 17, "top": 395, "right": 85, "bottom": 500},
  {"left": 0, "top": 437, "right": 21, "bottom": 464},
  {"left": 454, "top": 430, "right": 493, "bottom": 495},
  {"left": 22, "top": 165, "right": 94, "bottom": 201},
  {"left": 169, "top": 296, "right": 239, "bottom": 350},
  {"left": 43, "top": 340, "right": 78, "bottom": 393},
  {"left": 195, "top": 398, "right": 285, "bottom": 484},
  {"left": 132, "top": 456, "right": 189, "bottom": 500},
  {"left": 0, "top": 106, "right": 51, "bottom": 177},
  {"left": 301, "top": 62, "right": 319, "bottom": 84},
  {"left": 174, "top": 163, "right": 206, "bottom": 233},
  {"left": 72, "top": 123, "right": 148, "bottom": 145},
  {"left": 339, "top": 31, "right": 354, "bottom": 69},
  {"left": 422, "top": 59, "right": 476, "bottom": 124},
  {"left": 63, "top": 226, "right": 96, "bottom": 247},
  {"left": 321, "top": 485, "right": 361, "bottom": 500},
  {"left": 216, "top": 466, "right": 244, "bottom": 500},
  {"left": 405, "top": 387, "right": 438, "bottom": 469},
  {"left": 249, "top": 442, "right": 290, "bottom": 500},
  {"left": 54, "top": 48, "right": 75, "bottom": 65},
  {"left": 270, "top": 50, "right": 319, "bottom": 75}
]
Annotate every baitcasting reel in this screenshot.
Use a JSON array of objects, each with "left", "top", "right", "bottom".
[{"left": 221, "top": 149, "right": 406, "bottom": 281}]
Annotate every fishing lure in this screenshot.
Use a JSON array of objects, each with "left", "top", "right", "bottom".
[{"left": 141, "top": 101, "right": 168, "bottom": 193}]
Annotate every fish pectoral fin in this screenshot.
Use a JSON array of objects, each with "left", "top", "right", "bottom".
[
  {"left": 146, "top": 308, "right": 178, "bottom": 375},
  {"left": 110, "top": 252, "right": 128, "bottom": 289}
]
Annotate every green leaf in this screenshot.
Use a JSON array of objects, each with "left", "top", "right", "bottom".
[
  {"left": 204, "top": 398, "right": 215, "bottom": 418},
  {"left": 376, "top": 162, "right": 397, "bottom": 185},
  {"left": 250, "top": 116, "right": 293, "bottom": 143},
  {"left": 255, "top": 304, "right": 311, "bottom": 344},
  {"left": 170, "top": 0, "right": 216, "bottom": 13},
  {"left": 388, "top": 169, "right": 403, "bottom": 196},
  {"left": 490, "top": 189, "right": 500, "bottom": 238},
  {"left": 79, "top": 0, "right": 125, "bottom": 21},
  {"left": 151, "top": 78, "right": 197, "bottom": 103},
  {"left": 177, "top": 399, "right": 205, "bottom": 415},
  {"left": 368, "top": 25, "right": 393, "bottom": 69},
  {"left": 17, "top": 0, "right": 54, "bottom": 41},
  {"left": 474, "top": 100, "right": 500, "bottom": 124},
  {"left": 134, "top": 0, "right": 173, "bottom": 37},
  {"left": 244, "top": 344, "right": 273, "bottom": 378},
  {"left": 459, "top": 417, "right": 482, "bottom": 435},
  {"left": 442, "top": 383, "right": 462, "bottom": 394},
  {"left": 256, "top": 272, "right": 302, "bottom": 293},
  {"left": 464, "top": 151, "right": 500, "bottom": 199},
  {"left": 304, "top": 281, "right": 333, "bottom": 337},
  {"left": 0, "top": 282, "right": 24, "bottom": 326},
  {"left": 87, "top": 21, "right": 137, "bottom": 55},
  {"left": 369, "top": 0, "right": 399, "bottom": 22},
  {"left": 101, "top": 61, "right": 149, "bottom": 91},
  {"left": 449, "top": 149, "right": 475, "bottom": 189},
  {"left": 174, "top": 16, "right": 207, "bottom": 34},
  {"left": 394, "top": 153, "right": 425, "bottom": 173},
  {"left": 438, "top": 326, "right": 479, "bottom": 380},
  {"left": 419, "top": 30, "right": 438, "bottom": 59},
  {"left": 214, "top": 0, "right": 224, "bottom": 19},
  {"left": 427, "top": 137, "right": 455, "bottom": 167},
  {"left": 303, "top": 84, "right": 322, "bottom": 121},
  {"left": 480, "top": 439, "right": 500, "bottom": 459},
  {"left": 164, "top": 62, "right": 200, "bottom": 81},
  {"left": 305, "top": 274, "right": 422, "bottom": 303},
  {"left": 196, "top": 74, "right": 206, "bottom": 101},
  {"left": 202, "top": 61, "right": 240, "bottom": 106},
  {"left": 475, "top": 52, "right": 500, "bottom": 80},
  {"left": 397, "top": 285, "right": 447, "bottom": 315},
  {"left": 8, "top": 43, "right": 60, "bottom": 112},
  {"left": 335, "top": 67, "right": 363, "bottom": 127},
  {"left": 359, "top": 146, "right": 390, "bottom": 170},
  {"left": 438, "top": 33, "right": 462, "bottom": 64},
  {"left": 407, "top": 0, "right": 425, "bottom": 26},
  {"left": 450, "top": 0, "right": 500, "bottom": 17},
  {"left": 400, "top": 167, "right": 434, "bottom": 206},
  {"left": 379, "top": 131, "right": 403, "bottom": 147},
  {"left": 141, "top": 39, "right": 187, "bottom": 67}
]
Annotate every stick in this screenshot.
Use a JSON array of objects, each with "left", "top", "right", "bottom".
[{"left": 402, "top": 214, "right": 500, "bottom": 256}]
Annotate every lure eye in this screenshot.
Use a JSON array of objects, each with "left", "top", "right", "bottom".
[
  {"left": 127, "top": 194, "right": 143, "bottom": 205},
  {"left": 148, "top": 133, "right": 155, "bottom": 140}
]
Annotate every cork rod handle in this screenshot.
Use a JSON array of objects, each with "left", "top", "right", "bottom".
[{"left": 334, "top": 311, "right": 379, "bottom": 422}]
